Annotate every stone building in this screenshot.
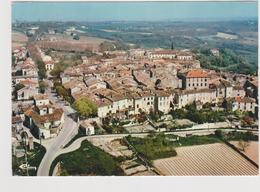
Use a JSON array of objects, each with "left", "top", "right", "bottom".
[
  {"left": 181, "top": 69, "right": 210, "bottom": 90},
  {"left": 24, "top": 94, "right": 64, "bottom": 139}
]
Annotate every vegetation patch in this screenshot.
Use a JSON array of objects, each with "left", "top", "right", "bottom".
[
  {"left": 170, "top": 103, "right": 233, "bottom": 124},
  {"left": 50, "top": 140, "right": 124, "bottom": 176},
  {"left": 72, "top": 97, "right": 97, "bottom": 118},
  {"left": 215, "top": 130, "right": 258, "bottom": 142},
  {"left": 126, "top": 133, "right": 221, "bottom": 162},
  {"left": 195, "top": 48, "right": 256, "bottom": 75},
  {"left": 12, "top": 142, "right": 46, "bottom": 176}
]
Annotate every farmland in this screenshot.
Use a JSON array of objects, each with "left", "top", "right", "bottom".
[
  {"left": 37, "top": 33, "right": 111, "bottom": 52},
  {"left": 12, "top": 31, "right": 28, "bottom": 50},
  {"left": 153, "top": 143, "right": 258, "bottom": 176},
  {"left": 230, "top": 141, "right": 259, "bottom": 165}
]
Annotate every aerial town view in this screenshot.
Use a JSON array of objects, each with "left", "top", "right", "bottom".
[{"left": 11, "top": 1, "right": 259, "bottom": 176}]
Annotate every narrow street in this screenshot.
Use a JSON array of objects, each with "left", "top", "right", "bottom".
[{"left": 37, "top": 79, "right": 79, "bottom": 176}]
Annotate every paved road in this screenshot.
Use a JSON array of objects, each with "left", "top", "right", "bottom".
[
  {"left": 37, "top": 79, "right": 78, "bottom": 176},
  {"left": 56, "top": 128, "right": 254, "bottom": 157},
  {"left": 50, "top": 126, "right": 259, "bottom": 175}
]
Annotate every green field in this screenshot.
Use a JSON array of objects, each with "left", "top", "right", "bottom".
[
  {"left": 12, "top": 142, "right": 46, "bottom": 176},
  {"left": 126, "top": 134, "right": 222, "bottom": 161},
  {"left": 50, "top": 140, "right": 124, "bottom": 176}
]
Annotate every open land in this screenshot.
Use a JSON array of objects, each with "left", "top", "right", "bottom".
[
  {"left": 12, "top": 31, "right": 28, "bottom": 50},
  {"left": 230, "top": 141, "right": 259, "bottom": 165},
  {"left": 153, "top": 143, "right": 258, "bottom": 176}
]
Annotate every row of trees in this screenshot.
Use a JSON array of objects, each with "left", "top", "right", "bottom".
[{"left": 170, "top": 103, "right": 227, "bottom": 124}]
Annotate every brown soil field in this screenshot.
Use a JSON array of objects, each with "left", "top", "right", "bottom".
[
  {"left": 230, "top": 141, "right": 258, "bottom": 165},
  {"left": 12, "top": 31, "right": 28, "bottom": 49},
  {"left": 37, "top": 34, "right": 111, "bottom": 52},
  {"left": 153, "top": 143, "right": 258, "bottom": 176}
]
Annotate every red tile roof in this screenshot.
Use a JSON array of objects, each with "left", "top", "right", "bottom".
[
  {"left": 235, "top": 96, "right": 255, "bottom": 103},
  {"left": 186, "top": 70, "right": 209, "bottom": 78}
]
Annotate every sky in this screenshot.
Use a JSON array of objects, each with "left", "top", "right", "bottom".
[{"left": 12, "top": 1, "right": 258, "bottom": 22}]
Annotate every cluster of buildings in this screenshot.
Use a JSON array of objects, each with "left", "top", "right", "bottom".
[
  {"left": 24, "top": 94, "right": 64, "bottom": 139},
  {"left": 38, "top": 47, "right": 55, "bottom": 71},
  {"left": 12, "top": 46, "right": 64, "bottom": 139},
  {"left": 58, "top": 48, "right": 258, "bottom": 119},
  {"left": 12, "top": 44, "right": 258, "bottom": 138},
  {"left": 12, "top": 47, "right": 39, "bottom": 101}
]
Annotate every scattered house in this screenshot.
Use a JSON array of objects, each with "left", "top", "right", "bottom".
[
  {"left": 20, "top": 58, "right": 38, "bottom": 76},
  {"left": 97, "top": 98, "right": 113, "bottom": 118},
  {"left": 84, "top": 77, "right": 107, "bottom": 89},
  {"left": 24, "top": 94, "right": 64, "bottom": 139},
  {"left": 13, "top": 75, "right": 38, "bottom": 85},
  {"left": 213, "top": 79, "right": 233, "bottom": 101},
  {"left": 148, "top": 50, "right": 177, "bottom": 60},
  {"left": 136, "top": 91, "right": 155, "bottom": 114},
  {"left": 181, "top": 69, "right": 210, "bottom": 90},
  {"left": 244, "top": 78, "right": 258, "bottom": 102},
  {"left": 195, "top": 100, "right": 203, "bottom": 110},
  {"left": 210, "top": 48, "right": 220, "bottom": 56},
  {"left": 80, "top": 120, "right": 95, "bottom": 135},
  {"left": 12, "top": 115, "right": 23, "bottom": 134},
  {"left": 155, "top": 90, "right": 172, "bottom": 114},
  {"left": 17, "top": 86, "right": 38, "bottom": 100},
  {"left": 129, "top": 49, "right": 146, "bottom": 59},
  {"left": 232, "top": 85, "right": 246, "bottom": 98},
  {"left": 44, "top": 60, "right": 55, "bottom": 71},
  {"left": 48, "top": 29, "right": 56, "bottom": 34},
  {"left": 176, "top": 52, "right": 193, "bottom": 60},
  {"left": 28, "top": 137, "right": 34, "bottom": 150},
  {"left": 12, "top": 47, "right": 28, "bottom": 62},
  {"left": 174, "top": 88, "right": 216, "bottom": 109},
  {"left": 232, "top": 97, "right": 257, "bottom": 113}
]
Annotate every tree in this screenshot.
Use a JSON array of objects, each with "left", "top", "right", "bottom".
[
  {"left": 215, "top": 130, "right": 223, "bottom": 139},
  {"left": 13, "top": 83, "right": 25, "bottom": 97},
  {"left": 242, "top": 116, "right": 253, "bottom": 126},
  {"left": 72, "top": 97, "right": 97, "bottom": 118},
  {"left": 12, "top": 55, "right": 16, "bottom": 66},
  {"left": 14, "top": 83, "right": 25, "bottom": 91},
  {"left": 39, "top": 80, "right": 47, "bottom": 94},
  {"left": 36, "top": 60, "right": 47, "bottom": 80},
  {"left": 56, "top": 86, "right": 68, "bottom": 97},
  {"left": 238, "top": 140, "right": 249, "bottom": 152}
]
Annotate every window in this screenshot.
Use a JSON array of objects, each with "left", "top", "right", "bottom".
[
  {"left": 205, "top": 79, "right": 207, "bottom": 82},
  {"left": 137, "top": 104, "right": 139, "bottom": 108},
  {"left": 205, "top": 83, "right": 207, "bottom": 86},
  {"left": 188, "top": 83, "right": 190, "bottom": 87},
  {"left": 201, "top": 83, "right": 203, "bottom": 86},
  {"left": 147, "top": 102, "right": 150, "bottom": 105}
]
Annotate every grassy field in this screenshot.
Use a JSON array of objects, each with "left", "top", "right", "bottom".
[
  {"left": 50, "top": 140, "right": 124, "bottom": 176},
  {"left": 224, "top": 131, "right": 258, "bottom": 142},
  {"left": 126, "top": 134, "right": 221, "bottom": 161},
  {"left": 12, "top": 142, "right": 46, "bottom": 176}
]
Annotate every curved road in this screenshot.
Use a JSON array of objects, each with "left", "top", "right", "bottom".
[{"left": 37, "top": 79, "right": 79, "bottom": 176}]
